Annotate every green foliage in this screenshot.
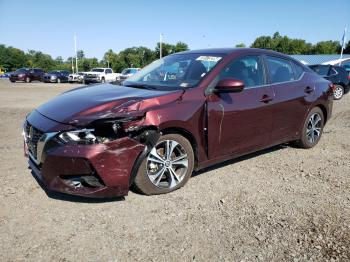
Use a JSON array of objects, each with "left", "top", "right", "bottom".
[
  {"left": 0, "top": 44, "right": 28, "bottom": 71},
  {"left": 311, "top": 41, "right": 341, "bottom": 54},
  {"left": 251, "top": 32, "right": 341, "bottom": 55},
  {"left": 155, "top": 41, "right": 189, "bottom": 58},
  {"left": 0, "top": 34, "right": 345, "bottom": 73},
  {"left": 235, "top": 43, "right": 246, "bottom": 48},
  {"left": 344, "top": 41, "right": 350, "bottom": 54}
]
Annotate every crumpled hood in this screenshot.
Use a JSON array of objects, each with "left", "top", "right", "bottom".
[{"left": 36, "top": 83, "right": 183, "bottom": 126}]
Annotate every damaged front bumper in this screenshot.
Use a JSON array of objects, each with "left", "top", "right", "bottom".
[{"left": 24, "top": 111, "right": 158, "bottom": 198}]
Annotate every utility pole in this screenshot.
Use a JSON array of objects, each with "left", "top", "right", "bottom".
[
  {"left": 74, "top": 35, "right": 78, "bottom": 73},
  {"left": 71, "top": 58, "right": 74, "bottom": 74},
  {"left": 340, "top": 27, "right": 347, "bottom": 66},
  {"left": 160, "top": 33, "right": 163, "bottom": 59}
]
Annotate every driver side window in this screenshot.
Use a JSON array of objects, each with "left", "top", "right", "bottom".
[{"left": 219, "top": 56, "right": 264, "bottom": 88}]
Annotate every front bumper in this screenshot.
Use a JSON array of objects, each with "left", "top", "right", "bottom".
[
  {"left": 24, "top": 111, "right": 145, "bottom": 198},
  {"left": 10, "top": 75, "right": 25, "bottom": 81},
  {"left": 84, "top": 77, "right": 101, "bottom": 83},
  {"left": 42, "top": 78, "right": 57, "bottom": 83}
]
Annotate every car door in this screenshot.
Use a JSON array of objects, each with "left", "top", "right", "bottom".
[
  {"left": 105, "top": 68, "right": 113, "bottom": 81},
  {"left": 264, "top": 56, "right": 314, "bottom": 143},
  {"left": 207, "top": 55, "right": 275, "bottom": 159}
]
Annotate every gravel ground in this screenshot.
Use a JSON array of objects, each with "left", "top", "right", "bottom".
[{"left": 0, "top": 79, "right": 349, "bottom": 261}]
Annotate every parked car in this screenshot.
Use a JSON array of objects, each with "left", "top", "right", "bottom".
[
  {"left": 23, "top": 48, "right": 333, "bottom": 198},
  {"left": 42, "top": 70, "right": 70, "bottom": 83},
  {"left": 68, "top": 72, "right": 85, "bottom": 83},
  {"left": 9, "top": 68, "right": 44, "bottom": 83},
  {"left": 84, "top": 68, "right": 120, "bottom": 84},
  {"left": 116, "top": 68, "right": 141, "bottom": 84},
  {"left": 309, "top": 64, "right": 350, "bottom": 100},
  {"left": 0, "top": 72, "right": 11, "bottom": 78}
]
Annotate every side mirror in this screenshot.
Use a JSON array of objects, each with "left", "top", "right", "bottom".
[{"left": 215, "top": 78, "right": 245, "bottom": 93}]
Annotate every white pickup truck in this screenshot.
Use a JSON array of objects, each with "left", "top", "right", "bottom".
[{"left": 83, "top": 68, "right": 120, "bottom": 84}]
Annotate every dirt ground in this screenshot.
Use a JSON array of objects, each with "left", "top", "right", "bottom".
[{"left": 0, "top": 79, "right": 349, "bottom": 261}]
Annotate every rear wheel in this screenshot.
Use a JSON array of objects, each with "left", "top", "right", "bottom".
[
  {"left": 294, "top": 107, "right": 324, "bottom": 149},
  {"left": 134, "top": 134, "right": 194, "bottom": 195},
  {"left": 333, "top": 85, "right": 344, "bottom": 100}
]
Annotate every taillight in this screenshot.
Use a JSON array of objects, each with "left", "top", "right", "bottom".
[
  {"left": 329, "top": 83, "right": 336, "bottom": 92},
  {"left": 347, "top": 75, "right": 350, "bottom": 80}
]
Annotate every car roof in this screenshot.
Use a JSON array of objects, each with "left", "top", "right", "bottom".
[{"left": 177, "top": 47, "right": 290, "bottom": 56}]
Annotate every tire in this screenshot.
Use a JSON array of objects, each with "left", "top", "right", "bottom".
[
  {"left": 10, "top": 80, "right": 15, "bottom": 83},
  {"left": 333, "top": 85, "right": 344, "bottom": 100},
  {"left": 101, "top": 77, "right": 105, "bottom": 83},
  {"left": 57, "top": 78, "right": 61, "bottom": 83},
  {"left": 294, "top": 107, "right": 324, "bottom": 149},
  {"left": 134, "top": 134, "right": 194, "bottom": 195},
  {"left": 25, "top": 77, "right": 31, "bottom": 83}
]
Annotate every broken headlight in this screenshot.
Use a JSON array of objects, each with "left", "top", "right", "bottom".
[{"left": 58, "top": 129, "right": 97, "bottom": 144}]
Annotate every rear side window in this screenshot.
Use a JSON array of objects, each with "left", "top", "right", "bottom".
[
  {"left": 330, "top": 68, "right": 338, "bottom": 76},
  {"left": 309, "top": 65, "right": 330, "bottom": 77},
  {"left": 266, "top": 56, "right": 295, "bottom": 84},
  {"left": 106, "top": 69, "right": 112, "bottom": 74},
  {"left": 292, "top": 62, "right": 304, "bottom": 79},
  {"left": 219, "top": 55, "right": 265, "bottom": 87}
]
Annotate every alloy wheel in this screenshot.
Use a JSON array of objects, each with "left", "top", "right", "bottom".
[
  {"left": 306, "top": 113, "right": 322, "bottom": 143},
  {"left": 333, "top": 85, "right": 343, "bottom": 100},
  {"left": 146, "top": 140, "right": 189, "bottom": 189}
]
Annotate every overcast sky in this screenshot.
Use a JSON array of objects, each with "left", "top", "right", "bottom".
[{"left": 0, "top": 0, "right": 349, "bottom": 59}]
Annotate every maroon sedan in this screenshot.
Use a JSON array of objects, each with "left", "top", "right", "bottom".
[{"left": 23, "top": 48, "right": 333, "bottom": 198}]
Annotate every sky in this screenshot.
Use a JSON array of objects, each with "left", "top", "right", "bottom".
[{"left": 0, "top": 0, "right": 349, "bottom": 60}]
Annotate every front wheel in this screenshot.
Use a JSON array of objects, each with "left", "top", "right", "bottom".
[
  {"left": 294, "top": 107, "right": 324, "bottom": 149},
  {"left": 25, "top": 77, "right": 31, "bottom": 83},
  {"left": 101, "top": 77, "right": 105, "bottom": 83},
  {"left": 134, "top": 134, "right": 194, "bottom": 195},
  {"left": 57, "top": 78, "right": 61, "bottom": 83},
  {"left": 333, "top": 85, "right": 344, "bottom": 100}
]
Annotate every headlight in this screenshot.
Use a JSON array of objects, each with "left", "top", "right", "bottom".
[
  {"left": 58, "top": 129, "right": 97, "bottom": 144},
  {"left": 18, "top": 74, "right": 25, "bottom": 77},
  {"left": 51, "top": 75, "right": 57, "bottom": 79}
]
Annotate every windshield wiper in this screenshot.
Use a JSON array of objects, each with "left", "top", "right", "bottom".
[{"left": 123, "top": 83, "right": 158, "bottom": 90}]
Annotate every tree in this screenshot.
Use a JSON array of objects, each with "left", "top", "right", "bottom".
[
  {"left": 77, "top": 50, "right": 85, "bottom": 60},
  {"left": 0, "top": 45, "right": 28, "bottom": 71},
  {"left": 174, "top": 42, "right": 189, "bottom": 52},
  {"left": 312, "top": 41, "right": 341, "bottom": 54},
  {"left": 235, "top": 43, "right": 246, "bottom": 48},
  {"left": 155, "top": 41, "right": 189, "bottom": 58}
]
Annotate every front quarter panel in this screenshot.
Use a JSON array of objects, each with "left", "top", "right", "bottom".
[{"left": 142, "top": 88, "right": 207, "bottom": 163}]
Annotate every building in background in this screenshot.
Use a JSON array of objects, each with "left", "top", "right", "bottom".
[{"left": 291, "top": 54, "right": 350, "bottom": 68}]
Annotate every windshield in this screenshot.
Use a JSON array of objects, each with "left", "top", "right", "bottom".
[
  {"left": 91, "top": 68, "right": 104, "bottom": 72},
  {"left": 124, "top": 54, "right": 224, "bottom": 90},
  {"left": 15, "top": 68, "right": 27, "bottom": 73}
]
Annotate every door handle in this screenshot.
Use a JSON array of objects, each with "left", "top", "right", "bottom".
[
  {"left": 304, "top": 86, "right": 314, "bottom": 94},
  {"left": 259, "top": 95, "right": 273, "bottom": 103}
]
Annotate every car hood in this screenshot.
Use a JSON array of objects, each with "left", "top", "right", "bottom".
[{"left": 35, "top": 83, "right": 183, "bottom": 126}]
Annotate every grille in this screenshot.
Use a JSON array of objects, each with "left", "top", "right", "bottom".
[{"left": 25, "top": 122, "right": 44, "bottom": 160}]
